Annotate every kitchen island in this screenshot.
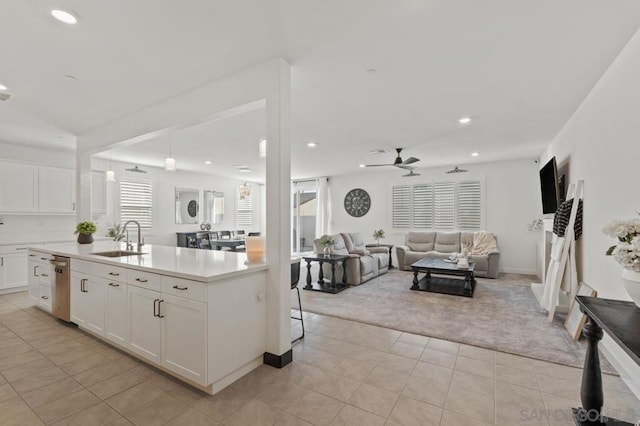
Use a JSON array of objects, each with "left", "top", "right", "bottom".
[{"left": 28, "top": 242, "right": 268, "bottom": 395}]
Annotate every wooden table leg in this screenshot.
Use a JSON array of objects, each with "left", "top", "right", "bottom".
[
  {"left": 411, "top": 269, "right": 419, "bottom": 290},
  {"left": 464, "top": 272, "right": 473, "bottom": 296},
  {"left": 341, "top": 259, "right": 347, "bottom": 284},
  {"left": 318, "top": 261, "right": 324, "bottom": 284},
  {"left": 304, "top": 260, "right": 312, "bottom": 290},
  {"left": 330, "top": 262, "right": 337, "bottom": 288},
  {"left": 574, "top": 315, "right": 604, "bottom": 423}
]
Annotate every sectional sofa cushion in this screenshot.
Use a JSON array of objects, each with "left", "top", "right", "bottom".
[
  {"left": 407, "top": 231, "right": 436, "bottom": 252},
  {"left": 434, "top": 232, "right": 460, "bottom": 253}
]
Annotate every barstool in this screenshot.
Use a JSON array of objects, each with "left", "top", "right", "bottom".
[
  {"left": 291, "top": 259, "right": 304, "bottom": 343},
  {"left": 196, "top": 232, "right": 210, "bottom": 249}
]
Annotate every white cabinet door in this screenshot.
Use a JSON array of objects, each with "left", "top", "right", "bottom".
[
  {"left": 105, "top": 281, "right": 128, "bottom": 346},
  {"left": 160, "top": 294, "right": 207, "bottom": 385},
  {"left": 28, "top": 258, "right": 41, "bottom": 301},
  {"left": 39, "top": 284, "right": 52, "bottom": 312},
  {"left": 91, "top": 171, "right": 107, "bottom": 215},
  {"left": 128, "top": 285, "right": 161, "bottom": 363},
  {"left": 0, "top": 161, "right": 38, "bottom": 212},
  {"left": 38, "top": 166, "right": 75, "bottom": 213},
  {"left": 70, "top": 272, "right": 88, "bottom": 327},
  {"left": 85, "top": 277, "right": 106, "bottom": 336},
  {"left": 0, "top": 253, "right": 28, "bottom": 290}
]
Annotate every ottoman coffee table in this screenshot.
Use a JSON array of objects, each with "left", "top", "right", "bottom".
[{"left": 410, "top": 258, "right": 476, "bottom": 297}]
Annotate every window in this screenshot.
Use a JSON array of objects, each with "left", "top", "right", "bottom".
[
  {"left": 392, "top": 180, "right": 482, "bottom": 230},
  {"left": 236, "top": 188, "right": 253, "bottom": 228},
  {"left": 120, "top": 179, "right": 152, "bottom": 229}
]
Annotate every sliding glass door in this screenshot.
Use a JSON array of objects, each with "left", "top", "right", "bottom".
[{"left": 292, "top": 181, "right": 317, "bottom": 254}]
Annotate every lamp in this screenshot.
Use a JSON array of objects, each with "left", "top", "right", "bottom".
[
  {"left": 245, "top": 236, "right": 265, "bottom": 263},
  {"left": 165, "top": 134, "right": 176, "bottom": 171},
  {"left": 239, "top": 182, "right": 251, "bottom": 200},
  {"left": 106, "top": 151, "right": 115, "bottom": 182}
]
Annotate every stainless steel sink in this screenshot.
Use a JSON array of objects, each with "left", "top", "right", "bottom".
[{"left": 91, "top": 250, "right": 145, "bottom": 257}]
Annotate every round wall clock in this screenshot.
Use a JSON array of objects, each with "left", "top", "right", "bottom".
[
  {"left": 187, "top": 200, "right": 199, "bottom": 218},
  {"left": 344, "top": 188, "right": 371, "bottom": 217}
]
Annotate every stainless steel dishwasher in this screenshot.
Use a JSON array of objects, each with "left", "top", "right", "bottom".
[{"left": 50, "top": 256, "right": 71, "bottom": 322}]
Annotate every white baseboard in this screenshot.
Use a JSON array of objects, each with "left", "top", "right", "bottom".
[
  {"left": 500, "top": 267, "right": 537, "bottom": 275},
  {"left": 600, "top": 334, "right": 640, "bottom": 400}
]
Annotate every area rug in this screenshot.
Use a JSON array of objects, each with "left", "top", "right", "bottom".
[{"left": 294, "top": 269, "right": 610, "bottom": 371}]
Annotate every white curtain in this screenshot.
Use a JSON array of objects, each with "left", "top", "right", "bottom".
[{"left": 315, "top": 177, "right": 331, "bottom": 237}]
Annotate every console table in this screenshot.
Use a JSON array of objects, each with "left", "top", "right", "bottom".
[
  {"left": 573, "top": 296, "right": 639, "bottom": 425},
  {"left": 302, "top": 254, "right": 349, "bottom": 294},
  {"left": 365, "top": 243, "right": 394, "bottom": 269}
]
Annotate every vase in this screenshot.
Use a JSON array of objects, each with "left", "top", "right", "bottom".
[
  {"left": 622, "top": 269, "right": 640, "bottom": 308},
  {"left": 323, "top": 247, "right": 331, "bottom": 258},
  {"left": 77, "top": 234, "right": 94, "bottom": 244}
]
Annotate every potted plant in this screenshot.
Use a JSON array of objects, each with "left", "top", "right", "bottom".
[
  {"left": 373, "top": 229, "right": 385, "bottom": 245},
  {"left": 319, "top": 234, "right": 335, "bottom": 258},
  {"left": 107, "top": 223, "right": 125, "bottom": 242},
  {"left": 603, "top": 213, "right": 640, "bottom": 307},
  {"left": 75, "top": 221, "right": 97, "bottom": 244}
]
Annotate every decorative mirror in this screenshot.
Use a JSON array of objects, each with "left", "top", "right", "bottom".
[
  {"left": 204, "top": 190, "right": 224, "bottom": 224},
  {"left": 175, "top": 188, "right": 199, "bottom": 224}
]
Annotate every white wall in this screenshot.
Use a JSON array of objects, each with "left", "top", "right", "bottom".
[
  {"left": 0, "top": 142, "right": 77, "bottom": 244},
  {"left": 540, "top": 28, "right": 640, "bottom": 398},
  {"left": 329, "top": 159, "right": 541, "bottom": 274},
  {"left": 91, "top": 158, "right": 263, "bottom": 246}
]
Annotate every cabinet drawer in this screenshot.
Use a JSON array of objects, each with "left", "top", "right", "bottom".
[
  {"left": 127, "top": 269, "right": 161, "bottom": 291},
  {"left": 161, "top": 276, "right": 206, "bottom": 302},
  {"left": 38, "top": 264, "right": 53, "bottom": 287},
  {"left": 39, "top": 284, "right": 52, "bottom": 312},
  {"left": 72, "top": 259, "right": 127, "bottom": 282}
]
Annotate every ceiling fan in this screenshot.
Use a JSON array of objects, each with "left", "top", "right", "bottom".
[
  {"left": 364, "top": 148, "right": 419, "bottom": 170},
  {"left": 125, "top": 165, "right": 148, "bottom": 174},
  {"left": 446, "top": 166, "right": 468, "bottom": 174},
  {"left": 402, "top": 170, "right": 421, "bottom": 178}
]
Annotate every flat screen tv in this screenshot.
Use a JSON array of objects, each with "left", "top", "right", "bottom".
[{"left": 539, "top": 157, "right": 560, "bottom": 214}]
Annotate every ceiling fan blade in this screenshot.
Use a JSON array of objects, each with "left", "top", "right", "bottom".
[
  {"left": 365, "top": 164, "right": 393, "bottom": 167},
  {"left": 396, "top": 164, "right": 415, "bottom": 170},
  {"left": 402, "top": 157, "right": 419, "bottom": 165}
]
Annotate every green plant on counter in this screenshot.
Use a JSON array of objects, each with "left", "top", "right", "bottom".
[
  {"left": 75, "top": 221, "right": 97, "bottom": 235},
  {"left": 107, "top": 223, "right": 126, "bottom": 242}
]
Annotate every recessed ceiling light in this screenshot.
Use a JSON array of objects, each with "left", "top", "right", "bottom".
[
  {"left": 458, "top": 117, "right": 472, "bottom": 124},
  {"left": 366, "top": 69, "right": 377, "bottom": 74},
  {"left": 369, "top": 149, "right": 386, "bottom": 154},
  {"left": 359, "top": 164, "right": 366, "bottom": 168},
  {"left": 239, "top": 168, "right": 251, "bottom": 173},
  {"left": 51, "top": 9, "right": 78, "bottom": 24},
  {"left": 307, "top": 142, "right": 316, "bottom": 148},
  {"left": 64, "top": 75, "right": 77, "bottom": 81},
  {"left": 0, "top": 84, "right": 7, "bottom": 91},
  {"left": 204, "top": 160, "right": 212, "bottom": 165},
  {"left": 471, "top": 152, "right": 480, "bottom": 157}
]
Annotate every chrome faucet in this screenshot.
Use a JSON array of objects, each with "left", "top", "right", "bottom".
[{"left": 122, "top": 220, "right": 144, "bottom": 252}]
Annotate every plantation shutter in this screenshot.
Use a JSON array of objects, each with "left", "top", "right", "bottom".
[
  {"left": 457, "top": 181, "right": 482, "bottom": 230},
  {"left": 433, "top": 182, "right": 455, "bottom": 229},
  {"left": 236, "top": 192, "right": 253, "bottom": 228},
  {"left": 392, "top": 185, "right": 411, "bottom": 228},
  {"left": 412, "top": 184, "right": 433, "bottom": 228},
  {"left": 120, "top": 180, "right": 152, "bottom": 229}
]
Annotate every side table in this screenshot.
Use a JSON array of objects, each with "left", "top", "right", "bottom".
[
  {"left": 302, "top": 254, "right": 349, "bottom": 294},
  {"left": 365, "top": 244, "right": 394, "bottom": 269}
]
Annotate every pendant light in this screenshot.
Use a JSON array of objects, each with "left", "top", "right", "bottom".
[
  {"left": 106, "top": 151, "right": 115, "bottom": 182},
  {"left": 165, "top": 134, "right": 176, "bottom": 171}
]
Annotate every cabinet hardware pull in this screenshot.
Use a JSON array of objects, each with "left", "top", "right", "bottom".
[
  {"left": 108, "top": 283, "right": 119, "bottom": 287},
  {"left": 40, "top": 257, "right": 48, "bottom": 260},
  {"left": 29, "top": 254, "right": 36, "bottom": 257},
  {"left": 0, "top": 257, "right": 3, "bottom": 267},
  {"left": 108, "top": 272, "right": 120, "bottom": 276},
  {"left": 41, "top": 273, "right": 48, "bottom": 277},
  {"left": 34, "top": 266, "right": 39, "bottom": 277},
  {"left": 72, "top": 202, "right": 76, "bottom": 211},
  {"left": 16, "top": 247, "right": 27, "bottom": 251},
  {"left": 41, "top": 296, "right": 49, "bottom": 300},
  {"left": 135, "top": 278, "right": 148, "bottom": 282},
  {"left": 153, "top": 299, "right": 159, "bottom": 317},
  {"left": 158, "top": 300, "right": 165, "bottom": 318},
  {"left": 172, "top": 285, "right": 188, "bottom": 291},
  {"left": 81, "top": 278, "right": 88, "bottom": 292}
]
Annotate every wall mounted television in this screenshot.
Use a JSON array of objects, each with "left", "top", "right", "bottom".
[{"left": 539, "top": 157, "right": 560, "bottom": 214}]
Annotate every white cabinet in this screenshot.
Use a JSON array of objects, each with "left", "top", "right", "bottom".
[
  {"left": 28, "top": 257, "right": 41, "bottom": 301},
  {"left": 91, "top": 171, "right": 107, "bottom": 215},
  {"left": 105, "top": 281, "right": 128, "bottom": 346},
  {"left": 0, "top": 252, "right": 28, "bottom": 291},
  {"left": 38, "top": 166, "right": 76, "bottom": 213},
  {"left": 70, "top": 272, "right": 105, "bottom": 336},
  {"left": 128, "top": 285, "right": 162, "bottom": 364},
  {"left": 161, "top": 294, "right": 207, "bottom": 384},
  {"left": 0, "top": 162, "right": 38, "bottom": 212}
]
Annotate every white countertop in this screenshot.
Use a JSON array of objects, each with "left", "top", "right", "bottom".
[{"left": 29, "top": 242, "right": 267, "bottom": 283}]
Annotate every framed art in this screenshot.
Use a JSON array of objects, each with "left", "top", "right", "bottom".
[{"left": 564, "top": 282, "right": 597, "bottom": 340}]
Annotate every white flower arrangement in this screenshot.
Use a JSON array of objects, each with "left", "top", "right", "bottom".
[{"left": 603, "top": 214, "right": 640, "bottom": 272}]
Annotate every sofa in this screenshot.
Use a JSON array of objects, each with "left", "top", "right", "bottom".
[
  {"left": 314, "top": 232, "right": 389, "bottom": 285},
  {"left": 396, "top": 231, "right": 500, "bottom": 278}
]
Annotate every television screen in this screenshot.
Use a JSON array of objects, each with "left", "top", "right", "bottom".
[{"left": 539, "top": 157, "right": 560, "bottom": 214}]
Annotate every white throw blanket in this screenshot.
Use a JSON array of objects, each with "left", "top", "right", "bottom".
[{"left": 470, "top": 231, "right": 498, "bottom": 255}]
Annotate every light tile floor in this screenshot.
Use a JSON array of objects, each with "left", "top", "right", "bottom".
[{"left": 0, "top": 291, "right": 638, "bottom": 426}]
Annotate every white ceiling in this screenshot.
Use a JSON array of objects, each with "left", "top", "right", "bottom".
[{"left": 2, "top": 0, "right": 640, "bottom": 179}]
